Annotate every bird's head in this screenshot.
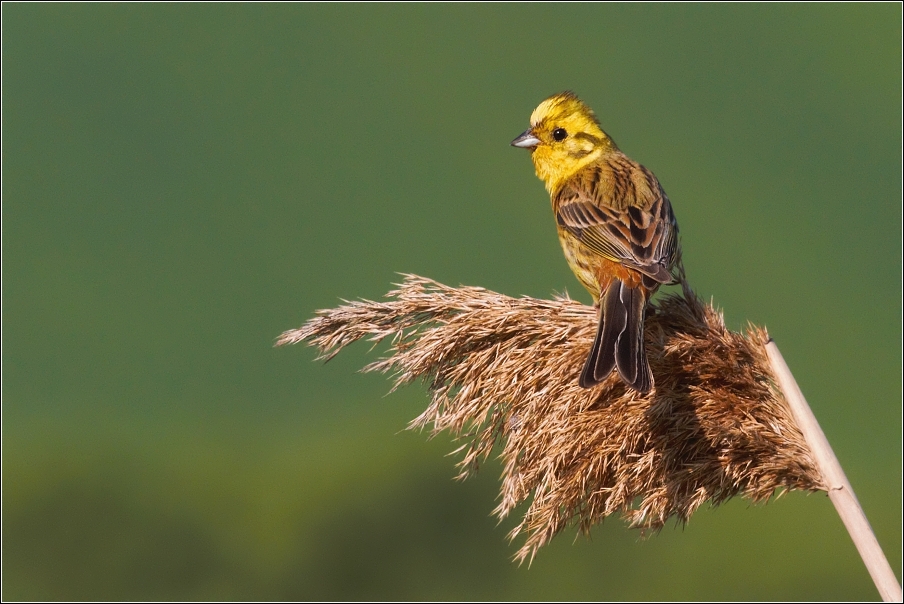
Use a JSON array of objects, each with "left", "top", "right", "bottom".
[{"left": 511, "top": 91, "right": 617, "bottom": 192}]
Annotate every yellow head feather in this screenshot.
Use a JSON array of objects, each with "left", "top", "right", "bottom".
[{"left": 518, "top": 92, "right": 618, "bottom": 192}]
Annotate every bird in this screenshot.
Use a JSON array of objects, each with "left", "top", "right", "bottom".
[{"left": 511, "top": 91, "right": 679, "bottom": 393}]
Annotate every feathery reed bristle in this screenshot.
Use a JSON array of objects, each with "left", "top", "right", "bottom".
[{"left": 277, "top": 275, "right": 823, "bottom": 563}]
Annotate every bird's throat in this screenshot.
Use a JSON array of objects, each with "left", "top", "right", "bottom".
[{"left": 533, "top": 147, "right": 605, "bottom": 194}]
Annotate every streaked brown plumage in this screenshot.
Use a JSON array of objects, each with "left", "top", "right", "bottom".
[{"left": 512, "top": 91, "right": 679, "bottom": 392}]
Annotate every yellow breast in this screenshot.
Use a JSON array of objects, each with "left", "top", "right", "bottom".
[{"left": 557, "top": 227, "right": 602, "bottom": 303}]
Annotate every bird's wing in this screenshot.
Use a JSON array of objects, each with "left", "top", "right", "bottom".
[{"left": 555, "top": 169, "right": 678, "bottom": 285}]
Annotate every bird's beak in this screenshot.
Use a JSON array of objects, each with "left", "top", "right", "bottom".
[{"left": 511, "top": 129, "right": 541, "bottom": 149}]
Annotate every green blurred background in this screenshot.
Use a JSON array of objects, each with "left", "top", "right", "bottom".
[{"left": 3, "top": 4, "right": 900, "bottom": 600}]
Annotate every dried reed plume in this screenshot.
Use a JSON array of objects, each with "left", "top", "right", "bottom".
[{"left": 277, "top": 274, "right": 824, "bottom": 563}]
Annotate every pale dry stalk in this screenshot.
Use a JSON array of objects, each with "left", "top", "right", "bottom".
[{"left": 765, "top": 342, "right": 902, "bottom": 602}]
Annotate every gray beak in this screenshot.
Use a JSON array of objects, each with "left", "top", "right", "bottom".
[{"left": 511, "top": 129, "right": 541, "bottom": 149}]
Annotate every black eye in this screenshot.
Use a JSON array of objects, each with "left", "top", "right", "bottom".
[{"left": 552, "top": 128, "right": 568, "bottom": 141}]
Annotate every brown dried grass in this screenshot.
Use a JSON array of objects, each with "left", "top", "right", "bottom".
[{"left": 276, "top": 274, "right": 823, "bottom": 563}]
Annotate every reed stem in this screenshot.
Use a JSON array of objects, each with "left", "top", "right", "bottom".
[{"left": 765, "top": 340, "right": 902, "bottom": 602}]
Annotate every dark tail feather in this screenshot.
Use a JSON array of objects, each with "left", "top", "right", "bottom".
[
  {"left": 579, "top": 281, "right": 653, "bottom": 393},
  {"left": 615, "top": 284, "right": 652, "bottom": 393},
  {"left": 579, "top": 282, "right": 625, "bottom": 388}
]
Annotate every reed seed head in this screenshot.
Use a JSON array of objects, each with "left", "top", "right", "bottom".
[{"left": 277, "top": 275, "right": 822, "bottom": 563}]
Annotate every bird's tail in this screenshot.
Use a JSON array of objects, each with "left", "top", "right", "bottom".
[{"left": 579, "top": 280, "right": 653, "bottom": 393}]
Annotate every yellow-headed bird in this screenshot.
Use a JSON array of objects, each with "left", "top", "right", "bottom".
[{"left": 512, "top": 92, "right": 680, "bottom": 393}]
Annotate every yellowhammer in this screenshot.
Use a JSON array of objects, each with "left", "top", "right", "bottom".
[{"left": 512, "top": 91, "right": 680, "bottom": 393}]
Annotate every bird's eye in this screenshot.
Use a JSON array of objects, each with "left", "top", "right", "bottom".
[{"left": 552, "top": 128, "right": 568, "bottom": 141}]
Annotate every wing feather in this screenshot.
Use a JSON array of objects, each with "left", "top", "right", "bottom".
[{"left": 554, "top": 159, "right": 678, "bottom": 285}]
